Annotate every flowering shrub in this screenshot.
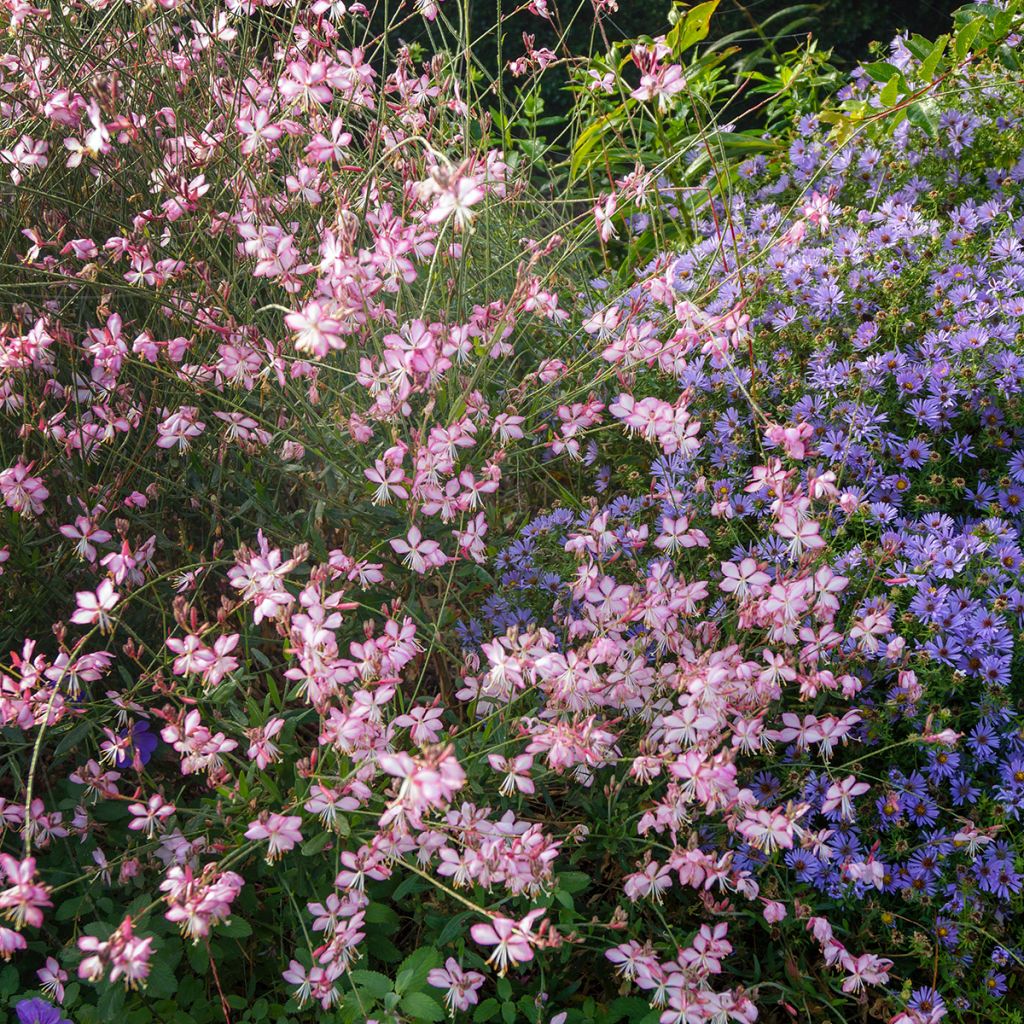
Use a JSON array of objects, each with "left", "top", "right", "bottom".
[{"left": 1, "top": 0, "right": 1024, "bottom": 1022}]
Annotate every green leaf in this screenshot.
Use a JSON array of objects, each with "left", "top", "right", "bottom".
[
  {"left": 399, "top": 992, "right": 446, "bottom": 1022},
  {"left": 919, "top": 34, "right": 948, "bottom": 81},
  {"left": 473, "top": 999, "right": 500, "bottom": 1023},
  {"left": 364, "top": 902, "right": 400, "bottom": 931},
  {"left": 955, "top": 16, "right": 984, "bottom": 58},
  {"left": 365, "top": 932, "right": 402, "bottom": 962},
  {"left": 557, "top": 871, "right": 591, "bottom": 894},
  {"left": 861, "top": 60, "right": 901, "bottom": 83},
  {"left": 879, "top": 73, "right": 901, "bottom": 107},
  {"left": 392, "top": 874, "right": 427, "bottom": 900},
  {"left": 496, "top": 977, "right": 512, "bottom": 1002},
  {"left": 146, "top": 955, "right": 179, "bottom": 999},
  {"left": 501, "top": 1001, "right": 516, "bottom": 1024},
  {"left": 349, "top": 969, "right": 393, "bottom": 999},
  {"left": 666, "top": 0, "right": 721, "bottom": 55},
  {"left": 301, "top": 831, "right": 333, "bottom": 856},
  {"left": 436, "top": 910, "right": 473, "bottom": 946},
  {"left": 97, "top": 983, "right": 126, "bottom": 1019},
  {"left": 188, "top": 940, "right": 210, "bottom": 975},
  {"left": 396, "top": 946, "right": 442, "bottom": 994},
  {"left": 218, "top": 916, "right": 252, "bottom": 938},
  {"left": 55, "top": 895, "right": 84, "bottom": 921},
  {"left": 906, "top": 100, "right": 938, "bottom": 139},
  {"left": 0, "top": 964, "right": 18, "bottom": 998},
  {"left": 608, "top": 998, "right": 654, "bottom": 1023},
  {"left": 570, "top": 104, "right": 628, "bottom": 179}
]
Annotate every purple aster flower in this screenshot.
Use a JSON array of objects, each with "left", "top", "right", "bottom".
[
  {"left": 934, "top": 918, "right": 959, "bottom": 949},
  {"left": 950, "top": 774, "right": 979, "bottom": 806},
  {"left": 983, "top": 971, "right": 1007, "bottom": 998},
  {"left": 907, "top": 987, "right": 945, "bottom": 1018}
]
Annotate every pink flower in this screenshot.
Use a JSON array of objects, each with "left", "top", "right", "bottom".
[
  {"left": 426, "top": 173, "right": 485, "bottom": 230},
  {"left": 246, "top": 717, "right": 285, "bottom": 770},
  {"left": 0, "top": 927, "right": 26, "bottom": 959},
  {"left": 245, "top": 813, "right": 303, "bottom": 861},
  {"left": 127, "top": 795, "right": 175, "bottom": 837},
  {"left": 427, "top": 957, "right": 486, "bottom": 1012},
  {"left": 38, "top": 955, "right": 68, "bottom": 1002},
  {"left": 487, "top": 753, "right": 535, "bottom": 796},
  {"left": 0, "top": 460, "right": 48, "bottom": 516},
  {"left": 719, "top": 557, "right": 770, "bottom": 599},
  {"left": 156, "top": 406, "right": 206, "bottom": 451},
  {"left": 822, "top": 775, "right": 870, "bottom": 821},
  {"left": 0, "top": 854, "right": 51, "bottom": 929},
  {"left": 840, "top": 952, "right": 892, "bottom": 992},
  {"left": 470, "top": 914, "right": 536, "bottom": 975},
  {"left": 70, "top": 580, "right": 120, "bottom": 632},
  {"left": 389, "top": 526, "right": 446, "bottom": 574},
  {"left": 594, "top": 193, "right": 617, "bottom": 242},
  {"left": 285, "top": 300, "right": 344, "bottom": 358},
  {"left": 59, "top": 516, "right": 112, "bottom": 563},
  {"left": 775, "top": 510, "right": 825, "bottom": 557}
]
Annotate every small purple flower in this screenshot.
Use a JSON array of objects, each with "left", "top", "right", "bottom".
[
  {"left": 115, "top": 719, "right": 158, "bottom": 768},
  {"left": 15, "top": 999, "right": 71, "bottom": 1024},
  {"left": 983, "top": 971, "right": 1007, "bottom": 998}
]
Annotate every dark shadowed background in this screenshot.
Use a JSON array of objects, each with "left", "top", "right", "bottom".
[{"left": 388, "top": 0, "right": 963, "bottom": 120}]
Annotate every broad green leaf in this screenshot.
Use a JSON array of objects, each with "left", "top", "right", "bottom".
[
  {"left": 879, "top": 73, "right": 901, "bottom": 107},
  {"left": 146, "top": 955, "right": 179, "bottom": 999},
  {"left": 906, "top": 100, "right": 938, "bottom": 139},
  {"left": 301, "top": 831, "right": 332, "bottom": 856},
  {"left": 955, "top": 16, "right": 984, "bottom": 58},
  {"left": 395, "top": 946, "right": 442, "bottom": 994},
  {"left": 920, "top": 34, "right": 948, "bottom": 81},
  {"left": 349, "top": 969, "right": 393, "bottom": 999},
  {"left": 473, "top": 998, "right": 500, "bottom": 1022},
  {"left": 557, "top": 870, "right": 591, "bottom": 893},
  {"left": 218, "top": 916, "right": 252, "bottom": 938},
  {"left": 667, "top": 1, "right": 721, "bottom": 55},
  {"left": 399, "top": 992, "right": 446, "bottom": 1022},
  {"left": 862, "top": 60, "right": 901, "bottom": 83}
]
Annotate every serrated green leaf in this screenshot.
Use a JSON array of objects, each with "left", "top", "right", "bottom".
[
  {"left": 399, "top": 991, "right": 446, "bottom": 1022},
  {"left": 396, "top": 946, "right": 442, "bottom": 994},
  {"left": 364, "top": 902, "right": 399, "bottom": 931},
  {"left": 473, "top": 998, "right": 500, "bottom": 1022},
  {"left": 146, "top": 954, "right": 178, "bottom": 999},
  {"left": 97, "top": 982, "right": 126, "bottom": 1018},
  {"left": 501, "top": 1001, "right": 516, "bottom": 1024},
  {"left": 349, "top": 969, "right": 393, "bottom": 999},
  {"left": 366, "top": 932, "right": 402, "bottom": 962},
  {"left": 608, "top": 997, "right": 654, "bottom": 1023},
  {"left": 0, "top": 964, "right": 19, "bottom": 997}
]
